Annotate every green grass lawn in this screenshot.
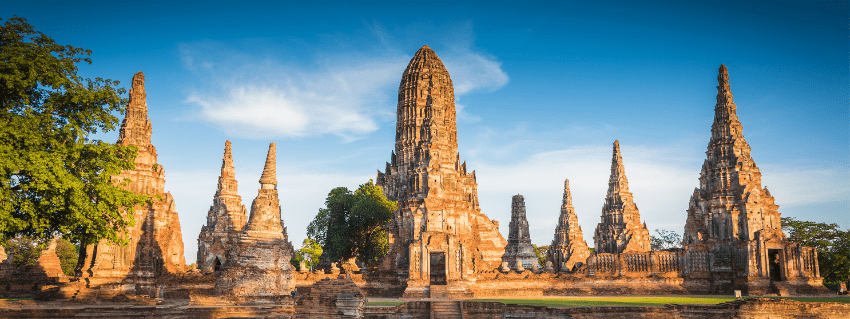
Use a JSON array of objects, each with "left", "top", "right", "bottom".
[
  {"left": 473, "top": 296, "right": 850, "bottom": 307},
  {"left": 366, "top": 296, "right": 850, "bottom": 307}
]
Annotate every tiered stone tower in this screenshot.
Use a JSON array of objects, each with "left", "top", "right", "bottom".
[
  {"left": 77, "top": 72, "right": 186, "bottom": 284},
  {"left": 501, "top": 195, "right": 538, "bottom": 270},
  {"left": 593, "top": 140, "right": 651, "bottom": 254},
  {"left": 215, "top": 143, "right": 295, "bottom": 297},
  {"left": 681, "top": 65, "right": 824, "bottom": 294},
  {"left": 683, "top": 65, "right": 782, "bottom": 246},
  {"left": 546, "top": 179, "right": 590, "bottom": 272},
  {"left": 376, "top": 45, "right": 506, "bottom": 298},
  {"left": 197, "top": 140, "right": 249, "bottom": 272}
]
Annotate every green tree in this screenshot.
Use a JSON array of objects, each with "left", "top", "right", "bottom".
[
  {"left": 290, "top": 238, "right": 323, "bottom": 271},
  {"left": 4, "top": 235, "right": 43, "bottom": 269},
  {"left": 307, "top": 181, "right": 396, "bottom": 265},
  {"left": 650, "top": 229, "right": 682, "bottom": 251},
  {"left": 55, "top": 237, "right": 78, "bottom": 276},
  {"left": 0, "top": 17, "right": 148, "bottom": 247},
  {"left": 782, "top": 217, "right": 849, "bottom": 285},
  {"left": 533, "top": 244, "right": 548, "bottom": 267}
]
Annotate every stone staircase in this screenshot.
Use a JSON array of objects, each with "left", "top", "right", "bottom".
[
  {"left": 429, "top": 284, "right": 448, "bottom": 299},
  {"left": 430, "top": 301, "right": 462, "bottom": 319}
]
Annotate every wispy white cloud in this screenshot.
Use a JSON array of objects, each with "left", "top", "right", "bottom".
[{"left": 180, "top": 21, "right": 509, "bottom": 141}]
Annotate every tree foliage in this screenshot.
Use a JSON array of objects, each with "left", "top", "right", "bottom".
[
  {"left": 3, "top": 235, "right": 44, "bottom": 269},
  {"left": 0, "top": 17, "right": 148, "bottom": 247},
  {"left": 55, "top": 237, "right": 78, "bottom": 276},
  {"left": 650, "top": 229, "right": 682, "bottom": 251},
  {"left": 307, "top": 181, "right": 396, "bottom": 264},
  {"left": 290, "top": 238, "right": 323, "bottom": 271},
  {"left": 533, "top": 244, "right": 548, "bottom": 267},
  {"left": 782, "top": 217, "right": 849, "bottom": 285}
]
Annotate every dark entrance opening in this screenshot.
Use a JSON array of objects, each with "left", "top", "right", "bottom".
[
  {"left": 429, "top": 252, "right": 446, "bottom": 285},
  {"left": 214, "top": 257, "right": 222, "bottom": 272},
  {"left": 767, "top": 249, "right": 782, "bottom": 281}
]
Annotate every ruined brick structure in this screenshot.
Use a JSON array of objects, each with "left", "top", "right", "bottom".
[
  {"left": 501, "top": 195, "right": 537, "bottom": 270},
  {"left": 196, "top": 140, "right": 249, "bottom": 272},
  {"left": 215, "top": 143, "right": 296, "bottom": 297},
  {"left": 546, "top": 179, "right": 591, "bottom": 272},
  {"left": 76, "top": 72, "right": 186, "bottom": 287},
  {"left": 593, "top": 140, "right": 651, "bottom": 254},
  {"left": 681, "top": 65, "right": 826, "bottom": 295},
  {"left": 375, "top": 45, "right": 506, "bottom": 298}
]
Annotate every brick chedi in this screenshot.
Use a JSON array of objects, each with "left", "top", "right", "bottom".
[
  {"left": 546, "top": 179, "right": 591, "bottom": 272},
  {"left": 501, "top": 195, "right": 538, "bottom": 270},
  {"left": 375, "top": 45, "right": 506, "bottom": 298},
  {"left": 215, "top": 143, "right": 296, "bottom": 297},
  {"left": 77, "top": 72, "right": 186, "bottom": 283},
  {"left": 593, "top": 140, "right": 651, "bottom": 254},
  {"left": 681, "top": 65, "right": 825, "bottom": 295},
  {"left": 197, "top": 140, "right": 249, "bottom": 272}
]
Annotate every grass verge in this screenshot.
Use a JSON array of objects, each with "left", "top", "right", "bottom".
[{"left": 473, "top": 296, "right": 850, "bottom": 307}]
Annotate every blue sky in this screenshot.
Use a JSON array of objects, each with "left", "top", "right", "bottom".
[{"left": 4, "top": 0, "right": 847, "bottom": 263}]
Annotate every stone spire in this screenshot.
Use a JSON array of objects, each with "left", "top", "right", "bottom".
[
  {"left": 374, "top": 46, "right": 506, "bottom": 294},
  {"left": 547, "top": 179, "right": 590, "bottom": 271},
  {"left": 215, "top": 142, "right": 295, "bottom": 297},
  {"left": 593, "top": 140, "right": 651, "bottom": 254},
  {"left": 78, "top": 72, "right": 186, "bottom": 283},
  {"left": 196, "top": 140, "right": 249, "bottom": 272},
  {"left": 683, "top": 65, "right": 782, "bottom": 245},
  {"left": 259, "top": 142, "right": 277, "bottom": 186},
  {"left": 117, "top": 72, "right": 153, "bottom": 147},
  {"left": 502, "top": 195, "right": 538, "bottom": 270},
  {"left": 243, "top": 143, "right": 284, "bottom": 236}
]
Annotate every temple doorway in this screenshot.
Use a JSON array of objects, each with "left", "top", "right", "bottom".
[
  {"left": 429, "top": 252, "right": 446, "bottom": 285},
  {"left": 767, "top": 249, "right": 781, "bottom": 281},
  {"left": 214, "top": 257, "right": 222, "bottom": 272}
]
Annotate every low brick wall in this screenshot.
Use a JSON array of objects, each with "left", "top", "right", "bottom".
[{"left": 361, "top": 299, "right": 850, "bottom": 319}]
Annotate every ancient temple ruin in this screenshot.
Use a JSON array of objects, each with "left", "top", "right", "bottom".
[
  {"left": 546, "top": 179, "right": 591, "bottom": 272},
  {"left": 76, "top": 72, "right": 186, "bottom": 287},
  {"left": 215, "top": 143, "right": 296, "bottom": 297},
  {"left": 593, "top": 140, "right": 651, "bottom": 254},
  {"left": 196, "top": 140, "right": 249, "bottom": 272},
  {"left": 501, "top": 195, "right": 537, "bottom": 270},
  {"left": 375, "top": 45, "right": 506, "bottom": 298},
  {"left": 681, "top": 65, "right": 826, "bottom": 295}
]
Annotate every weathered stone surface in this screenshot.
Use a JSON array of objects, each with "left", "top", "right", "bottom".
[
  {"left": 681, "top": 65, "right": 825, "bottom": 295},
  {"left": 546, "top": 179, "right": 591, "bottom": 272},
  {"left": 501, "top": 195, "right": 537, "bottom": 270},
  {"left": 683, "top": 65, "right": 783, "bottom": 246},
  {"left": 0, "top": 245, "right": 15, "bottom": 276},
  {"left": 77, "top": 72, "right": 186, "bottom": 283},
  {"left": 294, "top": 276, "right": 365, "bottom": 319},
  {"left": 375, "top": 45, "right": 506, "bottom": 297},
  {"left": 593, "top": 141, "right": 651, "bottom": 254},
  {"left": 196, "top": 140, "right": 248, "bottom": 272},
  {"left": 35, "top": 238, "right": 65, "bottom": 279},
  {"left": 214, "top": 143, "right": 296, "bottom": 297}
]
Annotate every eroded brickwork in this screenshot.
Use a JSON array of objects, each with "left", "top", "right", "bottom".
[
  {"left": 546, "top": 179, "right": 591, "bottom": 272},
  {"left": 375, "top": 45, "right": 506, "bottom": 297},
  {"left": 214, "top": 143, "right": 296, "bottom": 297},
  {"left": 502, "top": 195, "right": 537, "bottom": 270},
  {"left": 77, "top": 72, "right": 186, "bottom": 283},
  {"left": 681, "top": 65, "right": 825, "bottom": 295},
  {"left": 593, "top": 141, "right": 651, "bottom": 254},
  {"left": 196, "top": 140, "right": 248, "bottom": 272}
]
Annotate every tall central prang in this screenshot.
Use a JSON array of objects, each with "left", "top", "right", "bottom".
[{"left": 376, "top": 45, "right": 506, "bottom": 298}]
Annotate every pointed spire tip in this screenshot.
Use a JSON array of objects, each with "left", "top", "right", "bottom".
[{"left": 259, "top": 142, "right": 277, "bottom": 186}]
